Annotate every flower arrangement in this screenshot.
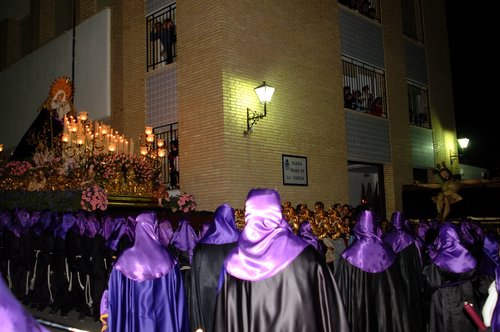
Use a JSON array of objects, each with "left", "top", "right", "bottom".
[
  {"left": 0, "top": 149, "right": 162, "bottom": 210},
  {"left": 81, "top": 184, "right": 108, "bottom": 212},
  {"left": 163, "top": 192, "right": 197, "bottom": 213},
  {"left": 0, "top": 160, "right": 33, "bottom": 177}
]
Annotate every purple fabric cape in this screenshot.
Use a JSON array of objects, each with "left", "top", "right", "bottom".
[
  {"left": 55, "top": 213, "right": 76, "bottom": 239},
  {"left": 84, "top": 214, "right": 100, "bottom": 238},
  {"left": 114, "top": 212, "right": 177, "bottom": 282},
  {"left": 106, "top": 266, "right": 189, "bottom": 332},
  {"left": 198, "top": 222, "right": 210, "bottom": 240},
  {"left": 158, "top": 219, "right": 174, "bottom": 248},
  {"left": 106, "top": 216, "right": 128, "bottom": 250},
  {"left": 481, "top": 234, "right": 500, "bottom": 277},
  {"left": 224, "top": 188, "right": 308, "bottom": 281},
  {"left": 74, "top": 212, "right": 87, "bottom": 236},
  {"left": 341, "top": 210, "right": 396, "bottom": 273},
  {"left": 416, "top": 219, "right": 429, "bottom": 242},
  {"left": 460, "top": 218, "right": 484, "bottom": 247},
  {"left": 298, "top": 221, "right": 322, "bottom": 252},
  {"left": 198, "top": 203, "right": 240, "bottom": 245},
  {"left": 170, "top": 218, "right": 198, "bottom": 263},
  {"left": 0, "top": 275, "right": 49, "bottom": 332},
  {"left": 383, "top": 211, "right": 418, "bottom": 253},
  {"left": 431, "top": 222, "right": 477, "bottom": 273}
]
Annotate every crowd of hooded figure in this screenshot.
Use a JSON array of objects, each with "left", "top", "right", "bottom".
[{"left": 2, "top": 188, "right": 500, "bottom": 332}]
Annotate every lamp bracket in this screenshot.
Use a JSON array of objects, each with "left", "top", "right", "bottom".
[
  {"left": 244, "top": 103, "right": 267, "bottom": 135},
  {"left": 450, "top": 150, "right": 458, "bottom": 165}
]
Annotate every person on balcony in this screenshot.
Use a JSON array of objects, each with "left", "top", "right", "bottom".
[
  {"left": 150, "top": 18, "right": 176, "bottom": 65},
  {"left": 168, "top": 140, "right": 179, "bottom": 188}
]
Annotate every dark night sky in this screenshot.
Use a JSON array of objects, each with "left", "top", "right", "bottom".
[{"left": 445, "top": 2, "right": 499, "bottom": 175}]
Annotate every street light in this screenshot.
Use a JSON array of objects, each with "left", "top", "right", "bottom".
[{"left": 450, "top": 137, "right": 469, "bottom": 165}]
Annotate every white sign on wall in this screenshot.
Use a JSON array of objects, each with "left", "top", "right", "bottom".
[{"left": 282, "top": 154, "right": 308, "bottom": 186}]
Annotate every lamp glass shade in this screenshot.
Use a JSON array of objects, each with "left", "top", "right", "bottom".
[
  {"left": 254, "top": 82, "right": 275, "bottom": 104},
  {"left": 458, "top": 138, "right": 469, "bottom": 149}
]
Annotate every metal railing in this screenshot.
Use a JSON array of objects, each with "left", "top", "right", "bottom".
[
  {"left": 338, "top": 0, "right": 381, "bottom": 22},
  {"left": 408, "top": 81, "right": 431, "bottom": 128},
  {"left": 154, "top": 123, "right": 178, "bottom": 187},
  {"left": 146, "top": 3, "right": 176, "bottom": 72},
  {"left": 342, "top": 57, "right": 387, "bottom": 118}
]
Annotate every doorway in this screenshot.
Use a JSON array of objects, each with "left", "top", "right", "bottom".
[{"left": 348, "top": 162, "right": 386, "bottom": 220}]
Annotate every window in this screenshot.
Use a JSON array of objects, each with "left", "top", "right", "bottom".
[
  {"left": 146, "top": 3, "right": 176, "bottom": 71},
  {"left": 407, "top": 81, "right": 430, "bottom": 128},
  {"left": 342, "top": 57, "right": 387, "bottom": 118},
  {"left": 401, "top": 0, "right": 424, "bottom": 42}
]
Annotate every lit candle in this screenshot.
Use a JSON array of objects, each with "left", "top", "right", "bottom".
[
  {"left": 157, "top": 138, "right": 164, "bottom": 148},
  {"left": 108, "top": 143, "right": 116, "bottom": 153},
  {"left": 62, "top": 133, "right": 70, "bottom": 143},
  {"left": 140, "top": 145, "right": 148, "bottom": 156},
  {"left": 79, "top": 111, "right": 88, "bottom": 122},
  {"left": 145, "top": 126, "right": 153, "bottom": 135},
  {"left": 158, "top": 148, "right": 166, "bottom": 158},
  {"left": 64, "top": 116, "right": 69, "bottom": 134}
]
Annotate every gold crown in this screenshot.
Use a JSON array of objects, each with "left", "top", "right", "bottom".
[{"left": 49, "top": 76, "right": 73, "bottom": 101}]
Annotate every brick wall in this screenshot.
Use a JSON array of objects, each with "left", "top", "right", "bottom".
[
  {"left": 424, "top": 0, "right": 457, "bottom": 174},
  {"left": 177, "top": 0, "right": 350, "bottom": 211},
  {"left": 0, "top": 19, "right": 22, "bottom": 68},
  {"left": 110, "top": 1, "right": 146, "bottom": 151},
  {"left": 36, "top": 0, "right": 56, "bottom": 47}
]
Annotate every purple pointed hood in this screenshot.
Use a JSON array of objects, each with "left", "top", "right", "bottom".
[
  {"left": 298, "top": 221, "right": 321, "bottom": 252},
  {"left": 114, "top": 212, "right": 177, "bottom": 282},
  {"left": 383, "top": 211, "right": 418, "bottom": 253},
  {"left": 224, "top": 188, "right": 308, "bottom": 281},
  {"left": 170, "top": 218, "right": 198, "bottom": 263},
  {"left": 198, "top": 203, "right": 240, "bottom": 245},
  {"left": 342, "top": 210, "right": 396, "bottom": 273},
  {"left": 431, "top": 222, "right": 477, "bottom": 273}
]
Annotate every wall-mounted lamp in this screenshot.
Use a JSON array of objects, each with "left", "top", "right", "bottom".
[
  {"left": 450, "top": 137, "right": 470, "bottom": 165},
  {"left": 244, "top": 81, "right": 275, "bottom": 135}
]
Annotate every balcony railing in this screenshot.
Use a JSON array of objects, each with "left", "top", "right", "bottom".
[
  {"left": 408, "top": 81, "right": 431, "bottom": 128},
  {"left": 338, "top": 0, "right": 381, "bottom": 22},
  {"left": 146, "top": 4, "right": 176, "bottom": 72},
  {"left": 154, "top": 123, "right": 178, "bottom": 188},
  {"left": 342, "top": 57, "right": 387, "bottom": 118}
]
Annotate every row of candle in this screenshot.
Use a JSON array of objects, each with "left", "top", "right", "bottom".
[
  {"left": 61, "top": 113, "right": 167, "bottom": 159},
  {"left": 62, "top": 112, "right": 135, "bottom": 156}
]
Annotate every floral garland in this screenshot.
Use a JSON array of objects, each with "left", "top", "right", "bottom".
[{"left": 160, "top": 191, "right": 197, "bottom": 213}]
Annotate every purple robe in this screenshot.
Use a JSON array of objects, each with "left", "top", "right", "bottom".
[
  {"left": 102, "top": 212, "right": 188, "bottom": 332},
  {"left": 0, "top": 275, "right": 49, "bottom": 332}
]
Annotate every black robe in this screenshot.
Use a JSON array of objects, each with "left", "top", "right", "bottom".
[
  {"left": 334, "top": 256, "right": 412, "bottom": 332},
  {"left": 10, "top": 107, "right": 64, "bottom": 161},
  {"left": 189, "top": 242, "right": 237, "bottom": 332},
  {"left": 396, "top": 244, "right": 426, "bottom": 332},
  {"left": 213, "top": 246, "right": 350, "bottom": 332},
  {"left": 423, "top": 263, "right": 479, "bottom": 332}
]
